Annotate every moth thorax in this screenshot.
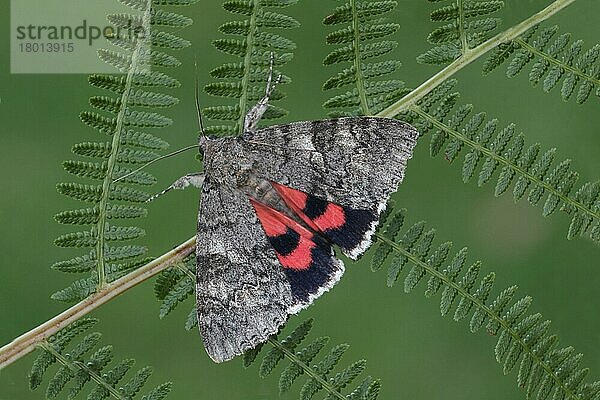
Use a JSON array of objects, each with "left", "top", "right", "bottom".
[{"left": 241, "top": 177, "right": 300, "bottom": 223}]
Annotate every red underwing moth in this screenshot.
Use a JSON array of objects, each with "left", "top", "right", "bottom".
[{"left": 163, "top": 61, "right": 418, "bottom": 362}]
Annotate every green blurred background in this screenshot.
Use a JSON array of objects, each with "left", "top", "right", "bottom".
[{"left": 1, "top": 1, "right": 598, "bottom": 399}]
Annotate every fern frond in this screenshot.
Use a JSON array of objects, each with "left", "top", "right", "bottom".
[
  {"left": 398, "top": 79, "right": 599, "bottom": 244},
  {"left": 107, "top": 10, "right": 193, "bottom": 29},
  {"left": 54, "top": 0, "right": 195, "bottom": 293},
  {"left": 88, "top": 72, "right": 180, "bottom": 92},
  {"left": 153, "top": 255, "right": 197, "bottom": 329},
  {"left": 119, "top": 0, "right": 199, "bottom": 10},
  {"left": 51, "top": 258, "right": 152, "bottom": 302},
  {"left": 63, "top": 161, "right": 157, "bottom": 185},
  {"left": 54, "top": 205, "right": 147, "bottom": 225},
  {"left": 322, "top": 0, "right": 404, "bottom": 116},
  {"left": 52, "top": 246, "right": 147, "bottom": 273},
  {"left": 483, "top": 24, "right": 600, "bottom": 104},
  {"left": 204, "top": 0, "right": 298, "bottom": 135},
  {"left": 72, "top": 142, "right": 159, "bottom": 163},
  {"left": 372, "top": 208, "right": 600, "bottom": 400},
  {"left": 158, "top": 274, "right": 195, "bottom": 319},
  {"left": 57, "top": 182, "right": 150, "bottom": 203},
  {"left": 245, "top": 319, "right": 381, "bottom": 400},
  {"left": 78, "top": 115, "right": 171, "bottom": 150},
  {"left": 29, "top": 318, "right": 171, "bottom": 399},
  {"left": 419, "top": 0, "right": 504, "bottom": 64},
  {"left": 90, "top": 90, "right": 179, "bottom": 109}
]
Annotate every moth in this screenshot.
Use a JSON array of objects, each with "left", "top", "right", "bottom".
[{"left": 158, "top": 61, "right": 418, "bottom": 362}]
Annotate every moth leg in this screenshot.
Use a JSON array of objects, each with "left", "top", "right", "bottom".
[
  {"left": 243, "top": 52, "right": 282, "bottom": 134},
  {"left": 146, "top": 173, "right": 205, "bottom": 202}
]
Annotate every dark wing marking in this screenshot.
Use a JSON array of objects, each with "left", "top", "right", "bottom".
[
  {"left": 245, "top": 117, "right": 418, "bottom": 256},
  {"left": 250, "top": 197, "right": 344, "bottom": 307},
  {"left": 196, "top": 180, "right": 295, "bottom": 363},
  {"left": 271, "top": 182, "right": 377, "bottom": 259}
]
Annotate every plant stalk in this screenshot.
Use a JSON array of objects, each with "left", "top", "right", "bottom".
[
  {"left": 377, "top": 0, "right": 577, "bottom": 118},
  {"left": 0, "top": 237, "right": 196, "bottom": 369}
]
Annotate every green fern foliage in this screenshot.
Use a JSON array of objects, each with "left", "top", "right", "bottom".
[
  {"left": 398, "top": 79, "right": 599, "bottom": 245},
  {"left": 371, "top": 208, "right": 600, "bottom": 400},
  {"left": 153, "top": 255, "right": 198, "bottom": 330},
  {"left": 203, "top": 0, "right": 299, "bottom": 136},
  {"left": 483, "top": 24, "right": 600, "bottom": 104},
  {"left": 29, "top": 318, "right": 171, "bottom": 400},
  {"left": 418, "top": 0, "right": 504, "bottom": 64},
  {"left": 322, "top": 0, "right": 407, "bottom": 116},
  {"left": 53, "top": 0, "right": 196, "bottom": 302},
  {"left": 245, "top": 319, "right": 381, "bottom": 400}
]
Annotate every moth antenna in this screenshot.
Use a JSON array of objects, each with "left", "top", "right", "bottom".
[
  {"left": 264, "top": 52, "right": 283, "bottom": 96},
  {"left": 146, "top": 186, "right": 174, "bottom": 203},
  {"left": 265, "top": 52, "right": 274, "bottom": 95},
  {"left": 194, "top": 59, "right": 207, "bottom": 141},
  {"left": 146, "top": 173, "right": 205, "bottom": 203},
  {"left": 112, "top": 144, "right": 199, "bottom": 183}
]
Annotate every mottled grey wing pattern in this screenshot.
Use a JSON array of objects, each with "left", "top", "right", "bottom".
[
  {"left": 195, "top": 117, "right": 417, "bottom": 363},
  {"left": 247, "top": 117, "right": 418, "bottom": 213},
  {"left": 195, "top": 179, "right": 295, "bottom": 363}
]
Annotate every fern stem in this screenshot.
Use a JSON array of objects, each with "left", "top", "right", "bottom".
[
  {"left": 39, "top": 342, "right": 79, "bottom": 374},
  {"left": 237, "top": 0, "right": 259, "bottom": 133},
  {"left": 72, "top": 360, "right": 127, "bottom": 400},
  {"left": 376, "top": 232, "right": 580, "bottom": 400},
  {"left": 412, "top": 106, "right": 600, "bottom": 222},
  {"left": 40, "top": 342, "right": 128, "bottom": 400},
  {"left": 458, "top": 0, "right": 468, "bottom": 53},
  {"left": 350, "top": 0, "right": 371, "bottom": 115},
  {"left": 0, "top": 237, "right": 195, "bottom": 369},
  {"left": 266, "top": 338, "right": 346, "bottom": 400},
  {"left": 175, "top": 262, "right": 196, "bottom": 282},
  {"left": 377, "top": 0, "right": 577, "bottom": 118},
  {"left": 95, "top": 0, "right": 153, "bottom": 288},
  {"left": 514, "top": 37, "right": 600, "bottom": 86}
]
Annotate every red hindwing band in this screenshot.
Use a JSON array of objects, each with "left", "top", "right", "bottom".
[
  {"left": 250, "top": 198, "right": 315, "bottom": 271},
  {"left": 249, "top": 195, "right": 345, "bottom": 306},
  {"left": 270, "top": 182, "right": 378, "bottom": 259}
]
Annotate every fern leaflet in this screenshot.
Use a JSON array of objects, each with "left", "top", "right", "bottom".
[
  {"left": 244, "top": 319, "right": 381, "bottom": 400},
  {"left": 371, "top": 207, "right": 600, "bottom": 400},
  {"left": 484, "top": 24, "right": 600, "bottom": 104},
  {"left": 153, "top": 255, "right": 197, "bottom": 328},
  {"left": 203, "top": 0, "right": 299, "bottom": 136},
  {"left": 53, "top": 0, "right": 196, "bottom": 302},
  {"left": 322, "top": 0, "right": 406, "bottom": 116},
  {"left": 28, "top": 318, "right": 171, "bottom": 400},
  {"left": 418, "top": 0, "right": 504, "bottom": 64},
  {"left": 397, "top": 79, "right": 599, "bottom": 245}
]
